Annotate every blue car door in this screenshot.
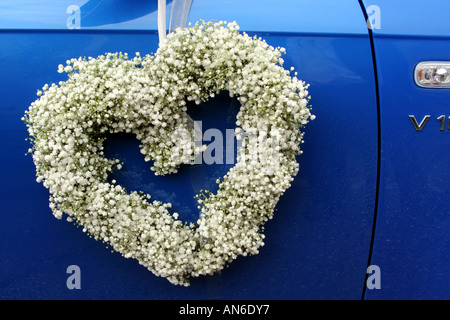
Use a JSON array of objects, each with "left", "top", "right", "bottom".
[{"left": 0, "top": 0, "right": 378, "bottom": 299}]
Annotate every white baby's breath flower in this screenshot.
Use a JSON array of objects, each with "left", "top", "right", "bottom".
[{"left": 23, "top": 20, "right": 313, "bottom": 287}]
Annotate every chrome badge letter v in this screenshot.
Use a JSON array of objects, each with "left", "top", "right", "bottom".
[{"left": 409, "top": 115, "right": 431, "bottom": 131}]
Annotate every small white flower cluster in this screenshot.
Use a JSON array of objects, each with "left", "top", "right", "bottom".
[{"left": 23, "top": 20, "right": 314, "bottom": 286}]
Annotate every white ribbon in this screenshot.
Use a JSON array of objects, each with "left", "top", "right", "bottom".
[
  {"left": 169, "top": 0, "right": 193, "bottom": 33},
  {"left": 157, "top": 0, "right": 167, "bottom": 43},
  {"left": 158, "top": 0, "right": 192, "bottom": 43}
]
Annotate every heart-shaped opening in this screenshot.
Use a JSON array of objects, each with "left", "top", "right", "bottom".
[{"left": 104, "top": 91, "right": 240, "bottom": 223}]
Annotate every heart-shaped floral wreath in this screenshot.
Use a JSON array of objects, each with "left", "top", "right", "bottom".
[{"left": 23, "top": 21, "right": 314, "bottom": 286}]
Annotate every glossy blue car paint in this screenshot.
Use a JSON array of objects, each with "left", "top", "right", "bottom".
[
  {"left": 10, "top": 0, "right": 450, "bottom": 300},
  {"left": 361, "top": 0, "right": 450, "bottom": 299}
]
